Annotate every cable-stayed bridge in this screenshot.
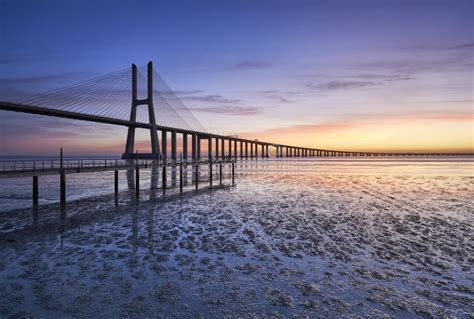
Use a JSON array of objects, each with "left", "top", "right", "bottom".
[
  {"left": 1, "top": 62, "right": 467, "bottom": 161},
  {"left": 0, "top": 61, "right": 471, "bottom": 206}
]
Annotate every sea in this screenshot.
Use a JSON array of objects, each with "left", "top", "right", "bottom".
[{"left": 0, "top": 157, "right": 472, "bottom": 317}]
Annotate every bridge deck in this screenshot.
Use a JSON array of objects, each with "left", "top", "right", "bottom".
[
  {"left": 1, "top": 101, "right": 472, "bottom": 157},
  {"left": 0, "top": 158, "right": 232, "bottom": 179}
]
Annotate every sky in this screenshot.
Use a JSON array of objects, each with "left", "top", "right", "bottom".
[{"left": 0, "top": 0, "right": 473, "bottom": 155}]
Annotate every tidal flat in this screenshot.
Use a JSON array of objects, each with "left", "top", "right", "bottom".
[{"left": 0, "top": 159, "right": 472, "bottom": 318}]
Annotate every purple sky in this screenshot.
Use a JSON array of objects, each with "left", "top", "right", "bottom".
[{"left": 0, "top": 0, "right": 472, "bottom": 154}]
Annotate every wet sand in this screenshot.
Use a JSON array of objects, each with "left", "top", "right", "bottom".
[{"left": 0, "top": 162, "right": 473, "bottom": 318}]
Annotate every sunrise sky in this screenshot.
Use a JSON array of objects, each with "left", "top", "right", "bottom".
[{"left": 0, "top": 0, "right": 472, "bottom": 155}]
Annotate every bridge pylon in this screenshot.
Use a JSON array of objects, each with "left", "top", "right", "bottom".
[{"left": 122, "top": 61, "right": 161, "bottom": 160}]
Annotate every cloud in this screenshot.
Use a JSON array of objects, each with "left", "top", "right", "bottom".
[
  {"left": 348, "top": 73, "right": 412, "bottom": 81},
  {"left": 306, "top": 80, "right": 382, "bottom": 91},
  {"left": 264, "top": 95, "right": 294, "bottom": 103},
  {"left": 189, "top": 105, "right": 262, "bottom": 116},
  {"left": 164, "top": 89, "right": 204, "bottom": 95},
  {"left": 182, "top": 94, "right": 241, "bottom": 104},
  {"left": 259, "top": 89, "right": 300, "bottom": 103},
  {"left": 446, "top": 42, "right": 474, "bottom": 50},
  {"left": 230, "top": 61, "right": 273, "bottom": 70}
]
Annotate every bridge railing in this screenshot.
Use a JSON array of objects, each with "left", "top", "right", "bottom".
[
  {"left": 0, "top": 158, "right": 151, "bottom": 173},
  {"left": 0, "top": 158, "right": 236, "bottom": 174}
]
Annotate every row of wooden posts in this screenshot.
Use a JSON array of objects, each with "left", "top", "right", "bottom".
[{"left": 31, "top": 149, "right": 235, "bottom": 207}]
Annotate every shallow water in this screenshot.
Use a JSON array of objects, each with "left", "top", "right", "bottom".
[{"left": 0, "top": 158, "right": 473, "bottom": 318}]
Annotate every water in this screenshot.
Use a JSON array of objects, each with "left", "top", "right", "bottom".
[{"left": 0, "top": 158, "right": 472, "bottom": 317}]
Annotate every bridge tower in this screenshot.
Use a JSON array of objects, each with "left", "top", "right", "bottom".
[{"left": 122, "top": 61, "right": 161, "bottom": 159}]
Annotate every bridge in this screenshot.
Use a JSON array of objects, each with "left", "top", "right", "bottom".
[
  {"left": 1, "top": 62, "right": 468, "bottom": 162},
  {"left": 0, "top": 62, "right": 471, "bottom": 206}
]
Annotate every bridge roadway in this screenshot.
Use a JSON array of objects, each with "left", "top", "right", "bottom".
[{"left": 0, "top": 101, "right": 472, "bottom": 159}]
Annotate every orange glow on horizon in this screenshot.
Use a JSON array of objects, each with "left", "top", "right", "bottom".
[{"left": 241, "top": 114, "right": 473, "bottom": 153}]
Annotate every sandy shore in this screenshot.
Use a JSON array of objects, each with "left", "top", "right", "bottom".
[{"left": 0, "top": 171, "right": 472, "bottom": 318}]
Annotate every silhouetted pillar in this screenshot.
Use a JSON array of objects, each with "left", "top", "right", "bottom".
[
  {"left": 60, "top": 171, "right": 66, "bottom": 206},
  {"left": 162, "top": 131, "right": 167, "bottom": 163},
  {"left": 228, "top": 140, "right": 232, "bottom": 158},
  {"left": 215, "top": 138, "right": 219, "bottom": 160},
  {"left": 32, "top": 176, "right": 38, "bottom": 206},
  {"left": 240, "top": 141, "right": 243, "bottom": 159},
  {"left": 208, "top": 137, "right": 212, "bottom": 161},
  {"left": 197, "top": 136, "right": 201, "bottom": 160},
  {"left": 183, "top": 134, "right": 188, "bottom": 160},
  {"left": 171, "top": 131, "right": 177, "bottom": 161},
  {"left": 221, "top": 138, "right": 225, "bottom": 159},
  {"left": 114, "top": 170, "right": 118, "bottom": 194},
  {"left": 234, "top": 140, "right": 237, "bottom": 159},
  {"left": 191, "top": 134, "right": 196, "bottom": 162}
]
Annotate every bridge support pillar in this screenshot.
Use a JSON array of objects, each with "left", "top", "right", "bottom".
[
  {"left": 191, "top": 134, "right": 197, "bottom": 162},
  {"left": 171, "top": 131, "right": 177, "bottom": 162},
  {"left": 245, "top": 142, "right": 248, "bottom": 159},
  {"left": 183, "top": 134, "right": 188, "bottom": 161},
  {"left": 240, "top": 141, "right": 243, "bottom": 159},
  {"left": 123, "top": 62, "right": 161, "bottom": 160},
  {"left": 162, "top": 131, "right": 167, "bottom": 163},
  {"left": 228, "top": 140, "right": 232, "bottom": 159},
  {"left": 32, "top": 176, "right": 38, "bottom": 206},
  {"left": 208, "top": 137, "right": 213, "bottom": 162},
  {"left": 197, "top": 136, "right": 201, "bottom": 160},
  {"left": 221, "top": 138, "right": 225, "bottom": 160},
  {"left": 234, "top": 140, "right": 237, "bottom": 160},
  {"left": 215, "top": 138, "right": 219, "bottom": 160}
]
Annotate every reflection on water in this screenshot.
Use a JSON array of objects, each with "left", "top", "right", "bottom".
[{"left": 0, "top": 158, "right": 472, "bottom": 317}]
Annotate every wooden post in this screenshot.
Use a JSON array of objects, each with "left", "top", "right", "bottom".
[
  {"left": 60, "top": 171, "right": 66, "bottom": 206},
  {"left": 32, "top": 176, "right": 38, "bottom": 206},
  {"left": 162, "top": 165, "right": 167, "bottom": 189},
  {"left": 219, "top": 163, "right": 223, "bottom": 185},
  {"left": 209, "top": 162, "right": 213, "bottom": 187},
  {"left": 135, "top": 166, "right": 139, "bottom": 196},
  {"left": 232, "top": 162, "right": 235, "bottom": 185},
  {"left": 195, "top": 163, "right": 199, "bottom": 190},
  {"left": 179, "top": 162, "right": 183, "bottom": 193},
  {"left": 114, "top": 170, "right": 119, "bottom": 195}
]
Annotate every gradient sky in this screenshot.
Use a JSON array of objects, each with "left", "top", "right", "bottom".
[{"left": 0, "top": 0, "right": 473, "bottom": 155}]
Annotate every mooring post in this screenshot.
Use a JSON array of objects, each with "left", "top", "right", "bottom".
[
  {"left": 209, "top": 161, "right": 213, "bottom": 187},
  {"left": 162, "top": 164, "right": 167, "bottom": 190},
  {"left": 232, "top": 161, "right": 235, "bottom": 185},
  {"left": 60, "top": 170, "right": 66, "bottom": 206},
  {"left": 114, "top": 170, "right": 119, "bottom": 195},
  {"left": 60, "top": 147, "right": 63, "bottom": 170},
  {"left": 135, "top": 165, "right": 140, "bottom": 196},
  {"left": 195, "top": 163, "right": 199, "bottom": 190},
  {"left": 32, "top": 176, "right": 38, "bottom": 206},
  {"left": 59, "top": 148, "right": 66, "bottom": 206},
  {"left": 179, "top": 161, "right": 183, "bottom": 193},
  {"left": 219, "top": 162, "right": 223, "bottom": 185}
]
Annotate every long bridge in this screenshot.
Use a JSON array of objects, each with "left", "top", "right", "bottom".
[
  {"left": 1, "top": 62, "right": 468, "bottom": 162},
  {"left": 0, "top": 62, "right": 471, "bottom": 206}
]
